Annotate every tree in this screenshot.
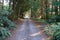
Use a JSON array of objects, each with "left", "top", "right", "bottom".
[{"left": 45, "top": 0, "right": 49, "bottom": 19}]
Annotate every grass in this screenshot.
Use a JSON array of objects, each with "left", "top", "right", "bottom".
[{"left": 32, "top": 18, "right": 47, "bottom": 23}]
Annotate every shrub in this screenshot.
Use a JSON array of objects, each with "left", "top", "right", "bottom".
[
  {"left": 0, "top": 10, "right": 16, "bottom": 40},
  {"left": 44, "top": 23, "right": 60, "bottom": 40},
  {"left": 0, "top": 27, "right": 11, "bottom": 40},
  {"left": 0, "top": 16, "right": 16, "bottom": 30}
]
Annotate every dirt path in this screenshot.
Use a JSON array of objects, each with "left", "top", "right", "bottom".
[{"left": 5, "top": 19, "right": 49, "bottom": 40}]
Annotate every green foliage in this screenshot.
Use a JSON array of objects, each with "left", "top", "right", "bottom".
[
  {"left": 0, "top": 27, "right": 11, "bottom": 40},
  {"left": 52, "top": 30, "right": 60, "bottom": 40},
  {"left": 44, "top": 23, "right": 60, "bottom": 40},
  {"left": 13, "top": 0, "right": 40, "bottom": 18},
  {"left": 30, "top": 0, "right": 40, "bottom": 17},
  {"left": 19, "top": 0, "right": 40, "bottom": 12},
  {"left": 0, "top": 9, "right": 16, "bottom": 40},
  {"left": 45, "top": 0, "right": 60, "bottom": 22},
  {"left": 0, "top": 16, "right": 16, "bottom": 30},
  {"left": 52, "top": 0, "right": 60, "bottom": 6},
  {"left": 0, "top": 10, "right": 10, "bottom": 17}
]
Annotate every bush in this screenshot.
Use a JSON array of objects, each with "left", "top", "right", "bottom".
[
  {"left": 0, "top": 27, "right": 11, "bottom": 40},
  {"left": 44, "top": 23, "right": 60, "bottom": 40},
  {"left": 47, "top": 18, "right": 56, "bottom": 24},
  {"left": 0, "top": 16, "right": 16, "bottom": 30},
  {"left": 0, "top": 10, "right": 16, "bottom": 40}
]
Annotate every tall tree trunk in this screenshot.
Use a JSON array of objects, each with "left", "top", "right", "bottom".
[
  {"left": 59, "top": 0, "right": 60, "bottom": 15},
  {"left": 45, "top": 0, "right": 49, "bottom": 19},
  {"left": 51, "top": 3, "right": 53, "bottom": 16},
  {"left": 40, "top": 0, "right": 43, "bottom": 15},
  {"left": 12, "top": 0, "right": 16, "bottom": 12},
  {"left": 9, "top": 0, "right": 11, "bottom": 9},
  {"left": 2, "top": 0, "right": 4, "bottom": 10},
  {"left": 16, "top": 0, "right": 20, "bottom": 17},
  {"left": 55, "top": 0, "right": 58, "bottom": 15}
]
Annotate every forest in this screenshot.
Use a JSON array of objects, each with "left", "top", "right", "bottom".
[{"left": 0, "top": 0, "right": 60, "bottom": 40}]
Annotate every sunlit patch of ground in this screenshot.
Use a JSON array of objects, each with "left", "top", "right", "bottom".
[
  {"left": 30, "top": 32, "right": 42, "bottom": 37},
  {"left": 21, "top": 38, "right": 26, "bottom": 40}
]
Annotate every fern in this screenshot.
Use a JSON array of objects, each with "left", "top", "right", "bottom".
[
  {"left": 0, "top": 27, "right": 11, "bottom": 40},
  {"left": 44, "top": 23, "right": 60, "bottom": 40}
]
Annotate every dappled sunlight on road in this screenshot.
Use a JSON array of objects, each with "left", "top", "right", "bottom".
[
  {"left": 30, "top": 32, "right": 42, "bottom": 37},
  {"left": 6, "top": 19, "right": 49, "bottom": 40},
  {"left": 36, "top": 25, "right": 42, "bottom": 28},
  {"left": 21, "top": 38, "right": 26, "bottom": 40}
]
